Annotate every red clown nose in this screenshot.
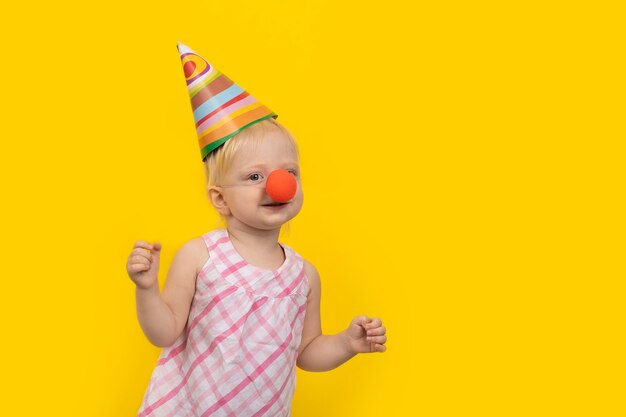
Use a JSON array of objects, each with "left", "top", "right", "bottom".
[{"left": 266, "top": 169, "right": 297, "bottom": 202}]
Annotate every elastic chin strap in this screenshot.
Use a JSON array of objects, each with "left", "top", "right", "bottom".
[{"left": 217, "top": 169, "right": 298, "bottom": 203}]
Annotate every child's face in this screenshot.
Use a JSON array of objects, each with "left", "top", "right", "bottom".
[{"left": 215, "top": 129, "right": 303, "bottom": 231}]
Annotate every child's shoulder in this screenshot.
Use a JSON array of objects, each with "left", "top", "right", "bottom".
[
  {"left": 301, "top": 257, "right": 318, "bottom": 276},
  {"left": 179, "top": 235, "right": 210, "bottom": 276},
  {"left": 300, "top": 257, "right": 320, "bottom": 295}
]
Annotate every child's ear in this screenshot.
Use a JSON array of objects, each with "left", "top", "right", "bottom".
[{"left": 207, "top": 186, "right": 231, "bottom": 216}]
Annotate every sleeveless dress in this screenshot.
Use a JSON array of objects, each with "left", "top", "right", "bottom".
[{"left": 137, "top": 228, "right": 310, "bottom": 417}]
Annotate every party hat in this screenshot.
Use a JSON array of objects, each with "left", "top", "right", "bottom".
[{"left": 177, "top": 42, "right": 278, "bottom": 160}]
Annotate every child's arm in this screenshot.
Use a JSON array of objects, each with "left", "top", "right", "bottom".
[
  {"left": 128, "top": 239, "right": 202, "bottom": 347},
  {"left": 296, "top": 261, "right": 387, "bottom": 372}
]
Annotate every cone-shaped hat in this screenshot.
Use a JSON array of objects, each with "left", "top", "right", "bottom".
[{"left": 177, "top": 42, "right": 278, "bottom": 160}]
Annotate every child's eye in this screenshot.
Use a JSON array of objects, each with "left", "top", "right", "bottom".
[
  {"left": 287, "top": 169, "right": 298, "bottom": 177},
  {"left": 248, "top": 173, "right": 264, "bottom": 182}
]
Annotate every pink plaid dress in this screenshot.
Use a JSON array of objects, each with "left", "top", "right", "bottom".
[{"left": 137, "top": 228, "right": 310, "bottom": 417}]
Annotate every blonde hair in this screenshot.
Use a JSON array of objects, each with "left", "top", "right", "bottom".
[
  {"left": 203, "top": 118, "right": 300, "bottom": 233},
  {"left": 203, "top": 117, "right": 299, "bottom": 187}
]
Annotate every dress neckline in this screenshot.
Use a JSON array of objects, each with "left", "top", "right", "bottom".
[{"left": 222, "top": 228, "right": 290, "bottom": 274}]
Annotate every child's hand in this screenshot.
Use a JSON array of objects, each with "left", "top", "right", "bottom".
[
  {"left": 126, "top": 241, "right": 161, "bottom": 290},
  {"left": 345, "top": 315, "right": 387, "bottom": 354}
]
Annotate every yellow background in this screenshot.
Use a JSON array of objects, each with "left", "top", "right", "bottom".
[{"left": 1, "top": 0, "right": 624, "bottom": 415}]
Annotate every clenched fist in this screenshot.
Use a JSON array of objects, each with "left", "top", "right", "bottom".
[{"left": 127, "top": 241, "right": 161, "bottom": 290}]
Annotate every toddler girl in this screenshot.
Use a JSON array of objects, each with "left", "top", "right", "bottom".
[{"left": 126, "top": 43, "right": 387, "bottom": 417}]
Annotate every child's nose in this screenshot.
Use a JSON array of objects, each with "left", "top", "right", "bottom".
[{"left": 266, "top": 169, "right": 297, "bottom": 202}]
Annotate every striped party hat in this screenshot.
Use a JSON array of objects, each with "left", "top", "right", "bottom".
[{"left": 177, "top": 42, "right": 278, "bottom": 160}]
